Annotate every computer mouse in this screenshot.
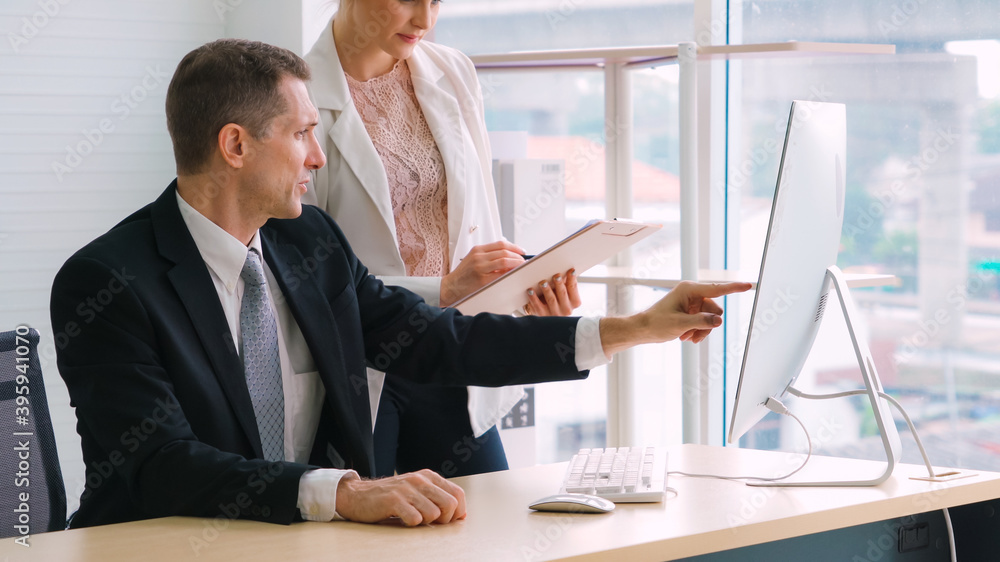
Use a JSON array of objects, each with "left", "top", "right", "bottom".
[{"left": 528, "top": 494, "right": 615, "bottom": 514}]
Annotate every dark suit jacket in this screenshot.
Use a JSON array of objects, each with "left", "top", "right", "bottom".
[{"left": 50, "top": 182, "right": 586, "bottom": 528}]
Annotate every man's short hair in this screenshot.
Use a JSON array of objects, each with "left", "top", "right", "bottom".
[{"left": 165, "top": 38, "right": 311, "bottom": 175}]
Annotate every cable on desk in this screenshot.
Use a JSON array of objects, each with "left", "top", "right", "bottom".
[
  {"left": 786, "top": 387, "right": 958, "bottom": 562},
  {"left": 668, "top": 397, "right": 814, "bottom": 483},
  {"left": 671, "top": 389, "right": 957, "bottom": 562}
]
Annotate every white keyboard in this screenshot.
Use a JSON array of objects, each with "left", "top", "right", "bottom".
[{"left": 560, "top": 446, "right": 668, "bottom": 503}]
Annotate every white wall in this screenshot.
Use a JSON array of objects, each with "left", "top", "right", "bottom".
[
  {"left": 302, "top": 0, "right": 338, "bottom": 54},
  {"left": 0, "top": 0, "right": 321, "bottom": 519},
  {"left": 225, "top": 0, "right": 304, "bottom": 54}
]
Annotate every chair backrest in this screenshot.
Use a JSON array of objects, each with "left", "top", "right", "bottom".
[{"left": 0, "top": 327, "right": 67, "bottom": 538}]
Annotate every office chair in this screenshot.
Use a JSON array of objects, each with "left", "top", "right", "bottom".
[{"left": 0, "top": 327, "right": 67, "bottom": 537}]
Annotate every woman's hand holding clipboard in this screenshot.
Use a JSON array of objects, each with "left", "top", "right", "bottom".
[{"left": 448, "top": 219, "right": 662, "bottom": 316}]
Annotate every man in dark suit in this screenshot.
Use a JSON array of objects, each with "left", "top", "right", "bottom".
[{"left": 50, "top": 38, "right": 749, "bottom": 529}]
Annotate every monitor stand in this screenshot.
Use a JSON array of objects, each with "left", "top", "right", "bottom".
[{"left": 751, "top": 265, "right": 903, "bottom": 487}]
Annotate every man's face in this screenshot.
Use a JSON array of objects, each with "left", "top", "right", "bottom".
[{"left": 239, "top": 77, "right": 326, "bottom": 222}]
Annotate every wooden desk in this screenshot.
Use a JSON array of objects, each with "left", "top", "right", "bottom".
[{"left": 2, "top": 445, "right": 997, "bottom": 561}]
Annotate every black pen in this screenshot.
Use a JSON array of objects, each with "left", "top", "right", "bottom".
[{"left": 459, "top": 253, "right": 534, "bottom": 263}]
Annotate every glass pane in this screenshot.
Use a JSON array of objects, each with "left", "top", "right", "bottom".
[
  {"left": 457, "top": 2, "right": 694, "bottom": 462},
  {"left": 479, "top": 69, "right": 609, "bottom": 463},
  {"left": 435, "top": 0, "right": 695, "bottom": 55},
  {"left": 730, "top": 1, "right": 1000, "bottom": 472},
  {"left": 628, "top": 64, "right": 684, "bottom": 447}
]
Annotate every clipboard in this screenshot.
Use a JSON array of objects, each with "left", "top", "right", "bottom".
[{"left": 449, "top": 219, "right": 662, "bottom": 315}]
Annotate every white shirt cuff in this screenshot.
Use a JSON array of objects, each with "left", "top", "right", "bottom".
[
  {"left": 574, "top": 317, "right": 610, "bottom": 371},
  {"left": 376, "top": 275, "right": 442, "bottom": 307},
  {"left": 297, "top": 468, "right": 359, "bottom": 522}
]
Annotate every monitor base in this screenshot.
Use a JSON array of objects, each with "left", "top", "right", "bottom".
[{"left": 748, "top": 266, "right": 903, "bottom": 488}]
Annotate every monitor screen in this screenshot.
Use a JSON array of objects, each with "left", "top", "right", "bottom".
[{"left": 727, "top": 100, "right": 847, "bottom": 444}]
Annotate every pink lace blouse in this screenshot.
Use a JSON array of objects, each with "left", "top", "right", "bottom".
[{"left": 346, "top": 60, "right": 450, "bottom": 277}]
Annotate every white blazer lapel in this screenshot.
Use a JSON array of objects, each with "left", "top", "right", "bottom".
[
  {"left": 326, "top": 113, "right": 397, "bottom": 236},
  {"left": 407, "top": 49, "right": 468, "bottom": 267},
  {"left": 307, "top": 25, "right": 398, "bottom": 243}
]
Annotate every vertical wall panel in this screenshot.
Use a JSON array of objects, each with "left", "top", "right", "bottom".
[{"left": 0, "top": 0, "right": 226, "bottom": 517}]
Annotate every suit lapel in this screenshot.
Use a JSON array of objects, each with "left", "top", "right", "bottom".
[
  {"left": 260, "top": 230, "right": 372, "bottom": 451},
  {"left": 150, "top": 185, "right": 264, "bottom": 459}
]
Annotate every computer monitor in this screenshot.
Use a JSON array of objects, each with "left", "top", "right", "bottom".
[{"left": 726, "top": 100, "right": 902, "bottom": 486}]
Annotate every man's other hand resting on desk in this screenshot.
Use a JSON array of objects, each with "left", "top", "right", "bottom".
[{"left": 337, "top": 470, "right": 468, "bottom": 526}]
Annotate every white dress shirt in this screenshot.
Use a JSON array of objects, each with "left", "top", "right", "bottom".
[{"left": 176, "top": 192, "right": 610, "bottom": 522}]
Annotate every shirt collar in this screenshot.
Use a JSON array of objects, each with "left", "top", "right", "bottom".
[{"left": 176, "top": 191, "right": 263, "bottom": 294}]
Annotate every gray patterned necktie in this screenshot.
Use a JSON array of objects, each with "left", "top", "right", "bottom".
[{"left": 240, "top": 248, "right": 285, "bottom": 461}]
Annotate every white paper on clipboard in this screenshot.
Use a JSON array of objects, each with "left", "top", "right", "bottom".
[{"left": 449, "top": 219, "right": 662, "bottom": 316}]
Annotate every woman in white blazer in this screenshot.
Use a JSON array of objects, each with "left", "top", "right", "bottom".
[{"left": 303, "top": 0, "right": 580, "bottom": 477}]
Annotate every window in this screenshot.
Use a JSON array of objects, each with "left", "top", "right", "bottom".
[
  {"left": 477, "top": 67, "right": 613, "bottom": 463},
  {"left": 458, "top": 1, "right": 1000, "bottom": 473},
  {"left": 729, "top": 1, "right": 1000, "bottom": 471},
  {"left": 444, "top": 1, "right": 695, "bottom": 462},
  {"left": 436, "top": 0, "right": 695, "bottom": 55}
]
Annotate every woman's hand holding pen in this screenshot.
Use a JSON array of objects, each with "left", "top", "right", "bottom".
[
  {"left": 438, "top": 240, "right": 583, "bottom": 316},
  {"left": 439, "top": 240, "right": 527, "bottom": 307}
]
